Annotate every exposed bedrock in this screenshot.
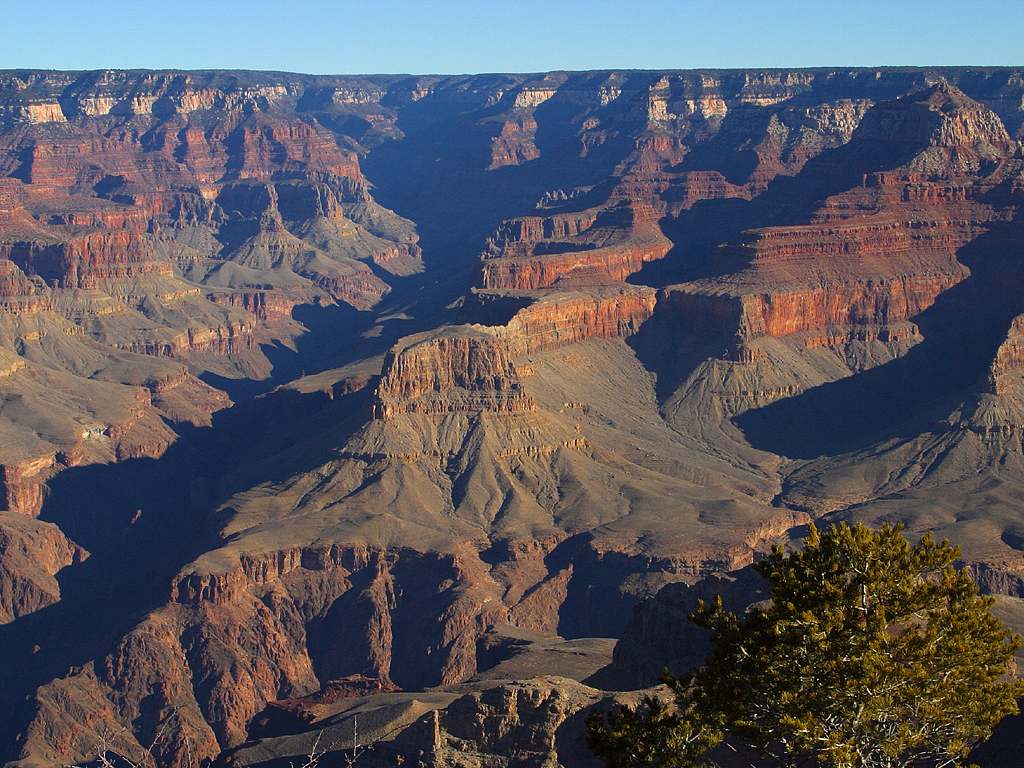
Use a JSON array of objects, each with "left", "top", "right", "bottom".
[
  {"left": 217, "top": 674, "right": 629, "bottom": 768},
  {"left": 372, "top": 331, "right": 533, "bottom": 419},
  {"left": 990, "top": 313, "right": 1024, "bottom": 394},
  {"left": 480, "top": 203, "right": 671, "bottom": 290},
  {"left": 1, "top": 68, "right": 1024, "bottom": 768},
  {"left": 664, "top": 272, "right": 958, "bottom": 350},
  {"left": 611, "top": 565, "right": 768, "bottom": 687},
  {"left": 0, "top": 512, "right": 87, "bottom": 623},
  {"left": 2, "top": 230, "right": 170, "bottom": 288},
  {"left": 373, "top": 286, "right": 656, "bottom": 418}
]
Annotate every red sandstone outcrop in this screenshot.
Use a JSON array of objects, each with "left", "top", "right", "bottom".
[
  {"left": 665, "top": 270, "right": 962, "bottom": 353},
  {"left": 501, "top": 285, "right": 657, "bottom": 354},
  {"left": 489, "top": 115, "right": 541, "bottom": 169},
  {"left": 4, "top": 230, "right": 171, "bottom": 289},
  {"left": 0, "top": 512, "right": 87, "bottom": 623},
  {"left": 373, "top": 330, "right": 533, "bottom": 419},
  {"left": 373, "top": 286, "right": 656, "bottom": 418},
  {"left": 0, "top": 453, "right": 58, "bottom": 517},
  {"left": 481, "top": 202, "right": 671, "bottom": 290}
]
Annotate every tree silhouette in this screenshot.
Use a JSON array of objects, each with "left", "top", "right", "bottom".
[{"left": 589, "top": 523, "right": 1024, "bottom": 768}]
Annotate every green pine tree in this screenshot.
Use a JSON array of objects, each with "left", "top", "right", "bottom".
[{"left": 588, "top": 523, "right": 1024, "bottom": 768}]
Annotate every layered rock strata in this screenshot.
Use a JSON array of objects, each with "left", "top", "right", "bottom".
[{"left": 2, "top": 68, "right": 1024, "bottom": 768}]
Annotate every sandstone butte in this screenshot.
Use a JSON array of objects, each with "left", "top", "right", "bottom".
[{"left": 0, "top": 68, "right": 1021, "bottom": 767}]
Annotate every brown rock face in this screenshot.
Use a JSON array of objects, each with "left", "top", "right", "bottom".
[
  {"left": 373, "top": 331, "right": 534, "bottom": 418},
  {"left": 221, "top": 672, "right": 628, "bottom": 768},
  {"left": 373, "top": 286, "right": 656, "bottom": 418},
  {"left": 207, "top": 289, "right": 303, "bottom": 322},
  {"left": 489, "top": 115, "right": 541, "bottom": 169},
  {"left": 666, "top": 271, "right": 960, "bottom": 350},
  {"left": 4, "top": 230, "right": 171, "bottom": 289},
  {"left": 3, "top": 67, "right": 1024, "bottom": 768},
  {"left": 0, "top": 455, "right": 55, "bottom": 516},
  {"left": 0, "top": 512, "right": 86, "bottom": 622},
  {"left": 501, "top": 285, "right": 657, "bottom": 354},
  {"left": 481, "top": 203, "right": 671, "bottom": 290},
  {"left": 991, "top": 314, "right": 1024, "bottom": 394},
  {"left": 611, "top": 566, "right": 769, "bottom": 687}
]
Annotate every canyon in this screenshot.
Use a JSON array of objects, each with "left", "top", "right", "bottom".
[{"left": 0, "top": 67, "right": 1022, "bottom": 766}]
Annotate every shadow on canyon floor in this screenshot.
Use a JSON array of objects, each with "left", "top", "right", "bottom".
[
  {"left": 627, "top": 96, "right": 940, "bottom": 407},
  {"left": 363, "top": 72, "right": 650, "bottom": 293},
  {"left": 633, "top": 94, "right": 943, "bottom": 288},
  {"left": 735, "top": 222, "right": 1024, "bottom": 459},
  {"left": 0, "top": 381, "right": 375, "bottom": 761}
]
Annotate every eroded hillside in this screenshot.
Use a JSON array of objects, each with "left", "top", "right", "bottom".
[{"left": 0, "top": 67, "right": 1022, "bottom": 767}]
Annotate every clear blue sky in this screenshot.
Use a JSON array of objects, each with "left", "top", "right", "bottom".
[{"left": 3, "top": 0, "right": 1022, "bottom": 74}]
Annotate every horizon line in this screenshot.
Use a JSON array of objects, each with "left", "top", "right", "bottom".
[{"left": 3, "top": 64, "right": 1024, "bottom": 79}]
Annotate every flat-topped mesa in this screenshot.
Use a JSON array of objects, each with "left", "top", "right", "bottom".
[
  {"left": 659, "top": 269, "right": 955, "bottom": 362},
  {"left": 736, "top": 275, "right": 958, "bottom": 339},
  {"left": 372, "top": 330, "right": 534, "bottom": 419},
  {"left": 499, "top": 285, "right": 657, "bottom": 355},
  {"left": 45, "top": 203, "right": 158, "bottom": 230},
  {"left": 480, "top": 201, "right": 671, "bottom": 290},
  {"left": 736, "top": 213, "right": 985, "bottom": 275},
  {"left": 667, "top": 266, "right": 962, "bottom": 348},
  {"left": 484, "top": 211, "right": 600, "bottom": 260},
  {"left": 374, "top": 286, "right": 657, "bottom": 419},
  {"left": 480, "top": 231, "right": 670, "bottom": 290}
]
